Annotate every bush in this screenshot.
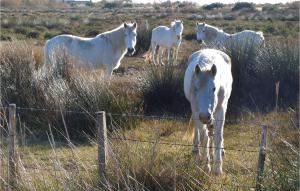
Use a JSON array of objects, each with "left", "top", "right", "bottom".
[
  {"left": 26, "top": 31, "right": 39, "bottom": 38},
  {"left": 85, "top": 29, "right": 99, "bottom": 37},
  {"left": 183, "top": 33, "right": 196, "bottom": 41},
  {"left": 232, "top": 2, "right": 255, "bottom": 11},
  {"left": 139, "top": 62, "right": 190, "bottom": 115},
  {"left": 103, "top": 2, "right": 118, "bottom": 9},
  {"left": 221, "top": 37, "right": 299, "bottom": 114},
  {"left": 203, "top": 3, "right": 224, "bottom": 10},
  {"left": 135, "top": 21, "right": 152, "bottom": 55}
]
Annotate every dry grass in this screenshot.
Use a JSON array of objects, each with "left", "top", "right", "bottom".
[{"left": 1, "top": 111, "right": 297, "bottom": 190}]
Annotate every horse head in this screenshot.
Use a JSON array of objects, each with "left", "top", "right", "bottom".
[
  {"left": 171, "top": 20, "right": 183, "bottom": 40},
  {"left": 191, "top": 63, "right": 218, "bottom": 124},
  {"left": 196, "top": 22, "right": 206, "bottom": 44},
  {"left": 124, "top": 22, "right": 137, "bottom": 56}
]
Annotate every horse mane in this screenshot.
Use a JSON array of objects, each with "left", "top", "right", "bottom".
[
  {"left": 96, "top": 24, "right": 126, "bottom": 52},
  {"left": 206, "top": 24, "right": 223, "bottom": 35}
]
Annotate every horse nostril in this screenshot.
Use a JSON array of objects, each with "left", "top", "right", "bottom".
[{"left": 127, "top": 48, "right": 134, "bottom": 54}]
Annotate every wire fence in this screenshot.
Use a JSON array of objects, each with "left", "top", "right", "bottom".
[{"left": 0, "top": 105, "right": 299, "bottom": 190}]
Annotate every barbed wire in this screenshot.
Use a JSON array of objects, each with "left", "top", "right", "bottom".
[
  {"left": 16, "top": 106, "right": 91, "bottom": 114},
  {"left": 110, "top": 137, "right": 260, "bottom": 153}
]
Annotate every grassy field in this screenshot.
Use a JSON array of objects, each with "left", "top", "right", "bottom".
[{"left": 0, "top": 2, "right": 299, "bottom": 191}]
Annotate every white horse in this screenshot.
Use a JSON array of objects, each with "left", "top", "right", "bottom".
[
  {"left": 196, "top": 22, "right": 264, "bottom": 49},
  {"left": 44, "top": 22, "right": 137, "bottom": 76},
  {"left": 148, "top": 20, "right": 183, "bottom": 65},
  {"left": 184, "top": 49, "right": 233, "bottom": 175}
]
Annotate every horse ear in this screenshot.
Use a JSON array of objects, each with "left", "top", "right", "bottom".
[
  {"left": 211, "top": 64, "right": 217, "bottom": 76},
  {"left": 195, "top": 64, "right": 201, "bottom": 74},
  {"left": 124, "top": 23, "right": 128, "bottom": 28},
  {"left": 133, "top": 22, "right": 137, "bottom": 28}
]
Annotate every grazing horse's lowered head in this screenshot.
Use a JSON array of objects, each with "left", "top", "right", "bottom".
[{"left": 123, "top": 22, "right": 137, "bottom": 55}]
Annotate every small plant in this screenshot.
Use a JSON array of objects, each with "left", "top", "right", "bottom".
[
  {"left": 203, "top": 3, "right": 224, "bottom": 10},
  {"left": 26, "top": 31, "right": 39, "bottom": 38},
  {"left": 232, "top": 2, "right": 255, "bottom": 11}
]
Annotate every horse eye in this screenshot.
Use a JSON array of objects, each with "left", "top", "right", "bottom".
[{"left": 213, "top": 87, "right": 216, "bottom": 92}]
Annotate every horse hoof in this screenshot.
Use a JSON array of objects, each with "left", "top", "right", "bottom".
[
  {"left": 192, "top": 149, "right": 199, "bottom": 155},
  {"left": 222, "top": 149, "right": 225, "bottom": 158},
  {"left": 205, "top": 164, "right": 211, "bottom": 173},
  {"left": 214, "top": 168, "right": 223, "bottom": 176}
]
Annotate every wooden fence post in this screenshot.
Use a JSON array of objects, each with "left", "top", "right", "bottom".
[
  {"left": 96, "top": 111, "right": 107, "bottom": 183},
  {"left": 8, "top": 104, "right": 17, "bottom": 190},
  {"left": 256, "top": 125, "right": 267, "bottom": 191}
]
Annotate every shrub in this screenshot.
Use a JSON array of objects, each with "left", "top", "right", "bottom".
[
  {"left": 14, "top": 27, "right": 28, "bottom": 35},
  {"left": 135, "top": 21, "right": 152, "bottom": 55},
  {"left": 26, "top": 31, "right": 40, "bottom": 38},
  {"left": 183, "top": 33, "right": 196, "bottom": 41},
  {"left": 0, "top": 34, "right": 11, "bottom": 41},
  {"left": 139, "top": 61, "right": 190, "bottom": 116},
  {"left": 85, "top": 29, "right": 99, "bottom": 37},
  {"left": 232, "top": 2, "right": 255, "bottom": 11},
  {"left": 103, "top": 2, "right": 118, "bottom": 9},
  {"left": 221, "top": 37, "right": 299, "bottom": 114},
  {"left": 203, "top": 3, "right": 224, "bottom": 10},
  {"left": 44, "top": 32, "right": 56, "bottom": 39}
]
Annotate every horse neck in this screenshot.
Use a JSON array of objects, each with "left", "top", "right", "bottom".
[
  {"left": 208, "top": 26, "right": 230, "bottom": 43},
  {"left": 100, "top": 26, "right": 127, "bottom": 53}
]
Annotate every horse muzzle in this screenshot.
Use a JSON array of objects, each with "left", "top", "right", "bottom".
[
  {"left": 197, "top": 39, "right": 203, "bottom": 44},
  {"left": 127, "top": 48, "right": 135, "bottom": 56}
]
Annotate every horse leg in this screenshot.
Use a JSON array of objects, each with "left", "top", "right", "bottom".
[
  {"left": 167, "top": 48, "right": 172, "bottom": 65},
  {"left": 151, "top": 43, "right": 157, "bottom": 65},
  {"left": 213, "top": 108, "right": 225, "bottom": 175},
  {"left": 159, "top": 48, "right": 165, "bottom": 66},
  {"left": 193, "top": 118, "right": 211, "bottom": 172},
  {"left": 200, "top": 124, "right": 211, "bottom": 173},
  {"left": 174, "top": 46, "right": 179, "bottom": 65},
  {"left": 192, "top": 121, "right": 200, "bottom": 154}
]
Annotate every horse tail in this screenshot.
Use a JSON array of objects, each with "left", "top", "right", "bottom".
[
  {"left": 183, "top": 115, "right": 195, "bottom": 141},
  {"left": 143, "top": 41, "right": 153, "bottom": 64},
  {"left": 257, "top": 31, "right": 265, "bottom": 48}
]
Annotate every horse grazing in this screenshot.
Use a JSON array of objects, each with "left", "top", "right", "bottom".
[
  {"left": 184, "top": 49, "right": 233, "bottom": 175},
  {"left": 147, "top": 20, "right": 183, "bottom": 65},
  {"left": 196, "top": 22, "right": 264, "bottom": 49},
  {"left": 44, "top": 22, "right": 137, "bottom": 76}
]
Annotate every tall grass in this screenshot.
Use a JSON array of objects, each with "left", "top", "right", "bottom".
[
  {"left": 0, "top": 42, "right": 141, "bottom": 138},
  {"left": 224, "top": 37, "right": 299, "bottom": 115},
  {"left": 139, "top": 60, "right": 189, "bottom": 115}
]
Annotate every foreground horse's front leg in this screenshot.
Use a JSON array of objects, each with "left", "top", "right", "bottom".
[
  {"left": 200, "top": 123, "right": 211, "bottom": 173},
  {"left": 213, "top": 109, "right": 225, "bottom": 175},
  {"left": 159, "top": 48, "right": 165, "bottom": 65},
  {"left": 193, "top": 119, "right": 211, "bottom": 173}
]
